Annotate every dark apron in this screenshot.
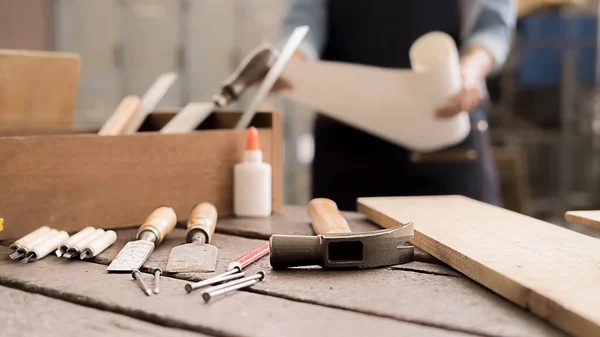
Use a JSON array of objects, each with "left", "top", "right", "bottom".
[{"left": 312, "top": 0, "right": 500, "bottom": 211}]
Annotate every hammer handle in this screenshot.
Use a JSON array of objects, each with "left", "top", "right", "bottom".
[{"left": 307, "top": 198, "right": 352, "bottom": 234}]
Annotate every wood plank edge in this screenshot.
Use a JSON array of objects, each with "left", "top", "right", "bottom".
[{"left": 358, "top": 201, "right": 600, "bottom": 337}]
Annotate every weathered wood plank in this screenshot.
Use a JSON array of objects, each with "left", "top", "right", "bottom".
[
  {"left": 214, "top": 206, "right": 440, "bottom": 264},
  {"left": 358, "top": 195, "right": 600, "bottom": 337},
  {"left": 0, "top": 285, "right": 207, "bottom": 337},
  {"left": 2, "top": 234, "right": 567, "bottom": 337},
  {"left": 0, "top": 247, "right": 474, "bottom": 337}
]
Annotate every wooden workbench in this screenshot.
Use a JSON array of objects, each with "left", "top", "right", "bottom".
[{"left": 0, "top": 206, "right": 569, "bottom": 337}]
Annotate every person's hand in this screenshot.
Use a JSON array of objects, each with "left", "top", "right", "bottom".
[
  {"left": 434, "top": 73, "right": 484, "bottom": 118},
  {"left": 270, "top": 51, "right": 305, "bottom": 93},
  {"left": 434, "top": 46, "right": 493, "bottom": 118}
]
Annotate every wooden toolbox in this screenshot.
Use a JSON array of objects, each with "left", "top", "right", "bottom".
[{"left": 0, "top": 110, "right": 282, "bottom": 240}]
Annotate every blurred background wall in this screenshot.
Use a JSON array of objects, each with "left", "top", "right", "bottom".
[{"left": 1, "top": 0, "right": 600, "bottom": 235}]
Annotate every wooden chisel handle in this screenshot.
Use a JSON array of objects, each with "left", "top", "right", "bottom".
[
  {"left": 307, "top": 198, "right": 352, "bottom": 234},
  {"left": 98, "top": 95, "right": 141, "bottom": 135},
  {"left": 136, "top": 206, "right": 177, "bottom": 245},
  {"left": 186, "top": 202, "right": 218, "bottom": 244}
]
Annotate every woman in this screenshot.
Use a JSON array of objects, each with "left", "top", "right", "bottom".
[{"left": 280, "top": 0, "right": 516, "bottom": 211}]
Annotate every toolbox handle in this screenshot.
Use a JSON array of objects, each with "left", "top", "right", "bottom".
[
  {"left": 307, "top": 198, "right": 352, "bottom": 235},
  {"left": 186, "top": 202, "right": 218, "bottom": 244}
]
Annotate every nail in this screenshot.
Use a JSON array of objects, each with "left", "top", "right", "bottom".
[
  {"left": 201, "top": 271, "right": 265, "bottom": 302},
  {"left": 132, "top": 270, "right": 152, "bottom": 296},
  {"left": 184, "top": 271, "right": 245, "bottom": 293},
  {"left": 153, "top": 268, "right": 162, "bottom": 294}
]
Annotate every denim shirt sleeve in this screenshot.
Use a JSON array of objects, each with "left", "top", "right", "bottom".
[
  {"left": 462, "top": 0, "right": 517, "bottom": 74},
  {"left": 280, "top": 0, "right": 327, "bottom": 61},
  {"left": 281, "top": 0, "right": 517, "bottom": 73}
]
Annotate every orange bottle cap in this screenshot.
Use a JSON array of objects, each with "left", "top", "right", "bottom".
[{"left": 246, "top": 127, "right": 260, "bottom": 151}]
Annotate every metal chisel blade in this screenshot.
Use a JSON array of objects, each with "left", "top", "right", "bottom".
[
  {"left": 165, "top": 243, "right": 218, "bottom": 274},
  {"left": 107, "top": 241, "right": 155, "bottom": 272}
]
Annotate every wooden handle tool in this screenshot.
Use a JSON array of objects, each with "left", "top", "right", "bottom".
[
  {"left": 63, "top": 228, "right": 105, "bottom": 258},
  {"left": 137, "top": 206, "right": 177, "bottom": 245},
  {"left": 9, "top": 226, "right": 51, "bottom": 252},
  {"left": 307, "top": 198, "right": 352, "bottom": 234},
  {"left": 80, "top": 230, "right": 118, "bottom": 260},
  {"left": 186, "top": 202, "right": 217, "bottom": 243},
  {"left": 98, "top": 95, "right": 141, "bottom": 135},
  {"left": 22, "top": 231, "right": 69, "bottom": 263}
]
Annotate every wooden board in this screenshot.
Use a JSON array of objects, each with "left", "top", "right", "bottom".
[
  {"left": 565, "top": 211, "right": 600, "bottom": 230},
  {"left": 357, "top": 195, "right": 600, "bottom": 337},
  {"left": 0, "top": 49, "right": 81, "bottom": 129},
  {"left": 0, "top": 285, "right": 207, "bottom": 337},
  {"left": 0, "top": 205, "right": 570, "bottom": 337}
]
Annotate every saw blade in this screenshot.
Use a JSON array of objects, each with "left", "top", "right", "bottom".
[
  {"left": 107, "top": 240, "right": 155, "bottom": 272},
  {"left": 165, "top": 243, "right": 218, "bottom": 274}
]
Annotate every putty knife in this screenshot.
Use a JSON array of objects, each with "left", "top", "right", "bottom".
[
  {"left": 107, "top": 206, "right": 177, "bottom": 272},
  {"left": 165, "top": 202, "right": 218, "bottom": 273}
]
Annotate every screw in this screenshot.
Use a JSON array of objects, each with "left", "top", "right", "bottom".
[
  {"left": 201, "top": 271, "right": 265, "bottom": 302},
  {"left": 185, "top": 271, "right": 246, "bottom": 293},
  {"left": 153, "top": 268, "right": 162, "bottom": 294},
  {"left": 132, "top": 270, "right": 153, "bottom": 296}
]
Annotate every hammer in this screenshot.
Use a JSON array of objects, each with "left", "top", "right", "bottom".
[{"left": 269, "top": 198, "right": 414, "bottom": 269}]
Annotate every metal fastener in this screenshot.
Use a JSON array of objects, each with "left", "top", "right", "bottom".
[
  {"left": 153, "top": 268, "right": 162, "bottom": 294},
  {"left": 201, "top": 271, "right": 265, "bottom": 302},
  {"left": 132, "top": 269, "right": 153, "bottom": 296},
  {"left": 184, "top": 270, "right": 245, "bottom": 293}
]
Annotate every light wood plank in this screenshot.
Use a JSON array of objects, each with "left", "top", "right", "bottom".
[
  {"left": 0, "top": 285, "right": 207, "bottom": 337},
  {"left": 0, "top": 246, "right": 472, "bottom": 337},
  {"left": 358, "top": 195, "right": 600, "bottom": 337},
  {"left": 565, "top": 211, "right": 600, "bottom": 230},
  {"left": 0, "top": 49, "right": 81, "bottom": 129}
]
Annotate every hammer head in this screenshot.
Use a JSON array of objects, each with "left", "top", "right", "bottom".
[{"left": 269, "top": 223, "right": 414, "bottom": 269}]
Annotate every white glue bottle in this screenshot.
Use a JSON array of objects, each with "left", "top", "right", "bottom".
[{"left": 234, "top": 127, "right": 271, "bottom": 217}]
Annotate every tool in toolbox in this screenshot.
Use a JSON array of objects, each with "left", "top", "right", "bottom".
[
  {"left": 269, "top": 198, "right": 414, "bottom": 269},
  {"left": 9, "top": 226, "right": 51, "bottom": 256},
  {"left": 132, "top": 269, "right": 153, "bottom": 296},
  {"left": 107, "top": 206, "right": 177, "bottom": 272},
  {"left": 184, "top": 241, "right": 269, "bottom": 293},
  {"left": 22, "top": 230, "right": 69, "bottom": 263},
  {"left": 234, "top": 25, "right": 309, "bottom": 130},
  {"left": 63, "top": 228, "right": 105, "bottom": 259},
  {"left": 160, "top": 43, "right": 277, "bottom": 134},
  {"left": 0, "top": 218, "right": 3, "bottom": 231},
  {"left": 201, "top": 271, "right": 266, "bottom": 303},
  {"left": 10, "top": 228, "right": 59, "bottom": 260},
  {"left": 123, "top": 72, "right": 178, "bottom": 134},
  {"left": 55, "top": 226, "right": 96, "bottom": 257},
  {"left": 80, "top": 230, "right": 118, "bottom": 260},
  {"left": 165, "top": 202, "right": 219, "bottom": 273}
]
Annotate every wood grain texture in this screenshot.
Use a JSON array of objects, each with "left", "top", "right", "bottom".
[
  {"left": 565, "top": 211, "right": 600, "bottom": 230},
  {"left": 307, "top": 198, "right": 352, "bottom": 234},
  {"left": 0, "top": 285, "right": 207, "bottom": 337},
  {"left": 37, "top": 229, "right": 567, "bottom": 337},
  {"left": 0, "top": 49, "right": 81, "bottom": 129},
  {"left": 0, "top": 247, "right": 472, "bottom": 337},
  {"left": 0, "top": 112, "right": 281, "bottom": 240},
  {"left": 358, "top": 195, "right": 600, "bottom": 337}
]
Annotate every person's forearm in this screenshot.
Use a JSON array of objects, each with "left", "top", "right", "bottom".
[{"left": 460, "top": 45, "right": 495, "bottom": 80}]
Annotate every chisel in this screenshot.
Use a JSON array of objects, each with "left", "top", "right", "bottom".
[
  {"left": 22, "top": 231, "right": 69, "bottom": 263},
  {"left": 165, "top": 202, "right": 219, "bottom": 273},
  {"left": 9, "top": 226, "right": 51, "bottom": 256},
  {"left": 160, "top": 43, "right": 277, "bottom": 134},
  {"left": 123, "top": 72, "right": 178, "bottom": 134},
  {"left": 62, "top": 228, "right": 105, "bottom": 259},
  {"left": 80, "top": 230, "right": 118, "bottom": 260},
  {"left": 55, "top": 226, "right": 96, "bottom": 257},
  {"left": 10, "top": 229, "right": 58, "bottom": 260},
  {"left": 107, "top": 207, "right": 177, "bottom": 272}
]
